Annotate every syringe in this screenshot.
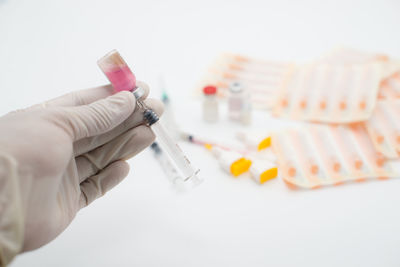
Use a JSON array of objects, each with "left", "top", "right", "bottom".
[
  {"left": 97, "top": 50, "right": 201, "bottom": 185},
  {"left": 150, "top": 142, "right": 181, "bottom": 181}
]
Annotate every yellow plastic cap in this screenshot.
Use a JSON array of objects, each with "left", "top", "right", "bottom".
[
  {"left": 259, "top": 167, "right": 278, "bottom": 184},
  {"left": 257, "top": 137, "right": 271, "bottom": 151},
  {"left": 230, "top": 158, "right": 252, "bottom": 177},
  {"left": 204, "top": 144, "right": 213, "bottom": 150}
]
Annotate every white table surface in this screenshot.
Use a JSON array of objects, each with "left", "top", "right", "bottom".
[{"left": 1, "top": 0, "right": 400, "bottom": 266}]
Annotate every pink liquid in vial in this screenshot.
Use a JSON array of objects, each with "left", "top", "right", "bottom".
[{"left": 105, "top": 66, "right": 136, "bottom": 92}]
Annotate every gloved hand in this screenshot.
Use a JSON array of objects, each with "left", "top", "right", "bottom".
[{"left": 0, "top": 81, "right": 163, "bottom": 266}]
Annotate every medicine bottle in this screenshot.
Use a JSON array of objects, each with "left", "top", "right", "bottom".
[
  {"left": 202, "top": 85, "right": 219, "bottom": 123},
  {"left": 228, "top": 82, "right": 244, "bottom": 121},
  {"left": 240, "top": 89, "right": 252, "bottom": 125},
  {"left": 228, "top": 82, "right": 252, "bottom": 125}
]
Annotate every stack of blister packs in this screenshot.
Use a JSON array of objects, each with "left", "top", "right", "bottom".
[{"left": 198, "top": 47, "right": 400, "bottom": 189}]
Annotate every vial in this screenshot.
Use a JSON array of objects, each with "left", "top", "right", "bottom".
[
  {"left": 228, "top": 82, "right": 252, "bottom": 124},
  {"left": 241, "top": 89, "right": 252, "bottom": 125},
  {"left": 202, "top": 85, "right": 219, "bottom": 123}
]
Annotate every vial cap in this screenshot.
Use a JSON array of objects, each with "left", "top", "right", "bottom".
[
  {"left": 203, "top": 85, "right": 217, "bottom": 95},
  {"left": 229, "top": 82, "right": 243, "bottom": 93}
]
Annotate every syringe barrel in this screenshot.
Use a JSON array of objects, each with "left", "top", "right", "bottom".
[{"left": 150, "top": 121, "right": 199, "bottom": 181}]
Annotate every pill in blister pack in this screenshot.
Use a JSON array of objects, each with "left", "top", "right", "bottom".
[
  {"left": 378, "top": 73, "right": 400, "bottom": 100},
  {"left": 273, "top": 63, "right": 383, "bottom": 123},
  {"left": 272, "top": 124, "right": 398, "bottom": 189},
  {"left": 365, "top": 100, "right": 400, "bottom": 159}
]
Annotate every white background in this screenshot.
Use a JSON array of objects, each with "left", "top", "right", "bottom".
[{"left": 1, "top": 0, "right": 400, "bottom": 266}]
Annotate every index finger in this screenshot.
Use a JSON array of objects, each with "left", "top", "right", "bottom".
[
  {"left": 31, "top": 80, "right": 149, "bottom": 108},
  {"left": 44, "top": 84, "right": 115, "bottom": 107}
]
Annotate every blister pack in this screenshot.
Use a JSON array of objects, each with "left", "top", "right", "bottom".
[
  {"left": 316, "top": 47, "right": 389, "bottom": 65},
  {"left": 271, "top": 123, "right": 398, "bottom": 189},
  {"left": 317, "top": 47, "right": 400, "bottom": 79},
  {"left": 197, "top": 49, "right": 400, "bottom": 123},
  {"left": 197, "top": 53, "right": 293, "bottom": 109},
  {"left": 273, "top": 63, "right": 384, "bottom": 123},
  {"left": 318, "top": 47, "right": 400, "bottom": 102},
  {"left": 365, "top": 100, "right": 400, "bottom": 159}
]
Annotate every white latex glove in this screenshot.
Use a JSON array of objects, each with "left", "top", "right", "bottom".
[{"left": 0, "top": 82, "right": 163, "bottom": 266}]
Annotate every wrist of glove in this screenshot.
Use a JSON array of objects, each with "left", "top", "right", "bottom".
[{"left": 0, "top": 153, "right": 24, "bottom": 266}]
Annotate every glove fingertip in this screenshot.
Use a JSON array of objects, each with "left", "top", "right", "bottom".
[
  {"left": 114, "top": 91, "right": 136, "bottom": 114},
  {"left": 101, "top": 160, "right": 131, "bottom": 190},
  {"left": 79, "top": 160, "right": 130, "bottom": 209},
  {"left": 112, "top": 160, "right": 130, "bottom": 178},
  {"left": 144, "top": 98, "right": 164, "bottom": 117}
]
